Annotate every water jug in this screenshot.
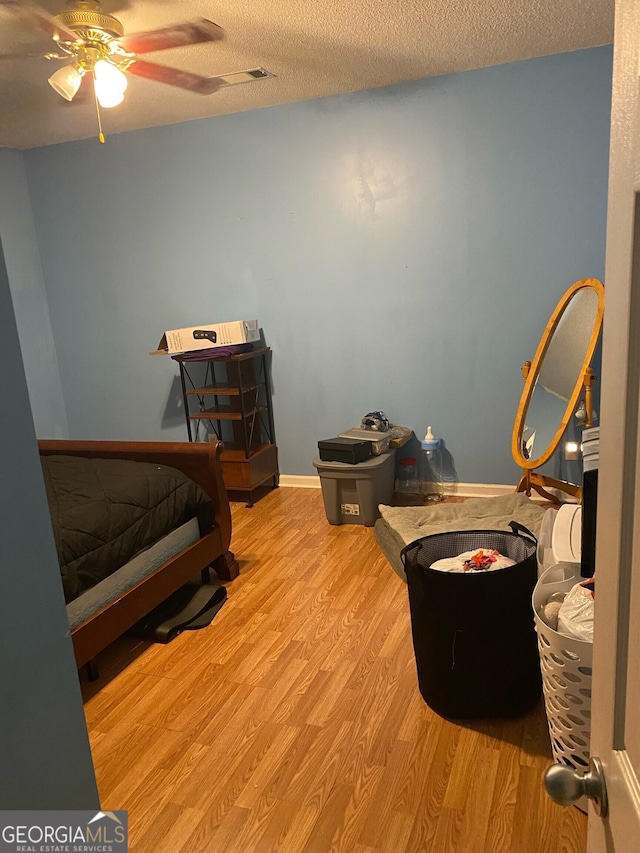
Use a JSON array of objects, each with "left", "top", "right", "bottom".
[{"left": 420, "top": 426, "right": 444, "bottom": 502}]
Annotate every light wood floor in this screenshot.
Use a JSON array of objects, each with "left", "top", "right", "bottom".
[{"left": 81, "top": 487, "right": 587, "bottom": 853}]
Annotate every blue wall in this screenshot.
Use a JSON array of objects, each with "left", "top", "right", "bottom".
[
  {"left": 0, "top": 149, "right": 68, "bottom": 437},
  {"left": 24, "top": 47, "right": 612, "bottom": 483}
]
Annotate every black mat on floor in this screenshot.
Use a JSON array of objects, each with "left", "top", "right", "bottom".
[{"left": 130, "top": 583, "right": 227, "bottom": 644}]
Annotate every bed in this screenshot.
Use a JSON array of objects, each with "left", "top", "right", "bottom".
[{"left": 38, "top": 438, "right": 239, "bottom": 671}]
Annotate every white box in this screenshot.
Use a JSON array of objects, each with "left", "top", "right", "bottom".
[
  {"left": 151, "top": 320, "right": 260, "bottom": 355},
  {"left": 339, "top": 427, "right": 393, "bottom": 455}
]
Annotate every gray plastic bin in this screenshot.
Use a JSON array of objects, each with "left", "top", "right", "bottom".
[{"left": 313, "top": 450, "right": 396, "bottom": 526}]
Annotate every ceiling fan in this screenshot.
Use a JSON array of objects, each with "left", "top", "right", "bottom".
[{"left": 0, "top": 0, "right": 240, "bottom": 140}]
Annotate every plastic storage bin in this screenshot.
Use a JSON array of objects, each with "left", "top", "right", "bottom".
[
  {"left": 401, "top": 523, "right": 542, "bottom": 718},
  {"left": 313, "top": 450, "right": 395, "bottom": 526},
  {"left": 533, "top": 562, "right": 593, "bottom": 813}
]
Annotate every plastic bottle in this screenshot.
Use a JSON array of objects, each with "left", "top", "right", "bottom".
[
  {"left": 395, "top": 457, "right": 420, "bottom": 496},
  {"left": 420, "top": 426, "right": 444, "bottom": 502}
]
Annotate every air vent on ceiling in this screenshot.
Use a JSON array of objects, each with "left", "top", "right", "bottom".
[{"left": 218, "top": 67, "right": 275, "bottom": 87}]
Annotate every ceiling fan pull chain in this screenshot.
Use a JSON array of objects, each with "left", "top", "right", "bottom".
[{"left": 92, "top": 78, "right": 105, "bottom": 143}]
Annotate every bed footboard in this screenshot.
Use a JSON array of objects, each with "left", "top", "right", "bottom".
[{"left": 38, "top": 439, "right": 239, "bottom": 669}]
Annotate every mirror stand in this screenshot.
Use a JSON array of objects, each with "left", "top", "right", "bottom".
[
  {"left": 583, "top": 367, "right": 596, "bottom": 429},
  {"left": 516, "top": 470, "right": 582, "bottom": 505}
]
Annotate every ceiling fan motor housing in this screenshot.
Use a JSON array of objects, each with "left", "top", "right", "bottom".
[{"left": 54, "top": 0, "right": 124, "bottom": 42}]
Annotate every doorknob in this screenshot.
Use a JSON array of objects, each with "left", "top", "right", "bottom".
[{"left": 543, "top": 756, "right": 608, "bottom": 817}]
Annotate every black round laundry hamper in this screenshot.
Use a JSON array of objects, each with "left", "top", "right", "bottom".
[{"left": 401, "top": 522, "right": 542, "bottom": 719}]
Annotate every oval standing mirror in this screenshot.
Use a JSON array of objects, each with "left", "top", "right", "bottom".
[{"left": 512, "top": 278, "right": 604, "bottom": 503}]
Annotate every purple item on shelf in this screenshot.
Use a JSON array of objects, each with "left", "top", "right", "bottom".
[{"left": 173, "top": 343, "right": 256, "bottom": 361}]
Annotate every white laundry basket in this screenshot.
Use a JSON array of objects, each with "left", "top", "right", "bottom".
[{"left": 533, "top": 563, "right": 593, "bottom": 813}]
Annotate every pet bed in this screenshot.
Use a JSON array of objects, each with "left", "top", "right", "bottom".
[{"left": 374, "top": 492, "right": 547, "bottom": 582}]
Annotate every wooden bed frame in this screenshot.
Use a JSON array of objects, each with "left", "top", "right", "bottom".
[{"left": 38, "top": 439, "right": 239, "bottom": 670}]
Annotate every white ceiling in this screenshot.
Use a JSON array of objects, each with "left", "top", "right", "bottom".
[{"left": 0, "top": 0, "right": 614, "bottom": 150}]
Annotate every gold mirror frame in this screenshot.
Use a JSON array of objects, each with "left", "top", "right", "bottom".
[{"left": 512, "top": 278, "right": 604, "bottom": 504}]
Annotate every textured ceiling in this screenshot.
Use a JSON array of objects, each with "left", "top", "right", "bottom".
[{"left": 0, "top": 0, "right": 614, "bottom": 149}]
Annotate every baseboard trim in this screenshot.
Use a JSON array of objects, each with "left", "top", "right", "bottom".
[
  {"left": 452, "top": 482, "right": 517, "bottom": 497},
  {"left": 279, "top": 476, "right": 578, "bottom": 503},
  {"left": 279, "top": 476, "right": 518, "bottom": 496},
  {"left": 279, "top": 474, "right": 322, "bottom": 489}
]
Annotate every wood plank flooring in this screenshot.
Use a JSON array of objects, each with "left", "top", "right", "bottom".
[{"left": 81, "top": 487, "right": 587, "bottom": 853}]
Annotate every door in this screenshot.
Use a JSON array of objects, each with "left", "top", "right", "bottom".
[{"left": 587, "top": 0, "right": 640, "bottom": 847}]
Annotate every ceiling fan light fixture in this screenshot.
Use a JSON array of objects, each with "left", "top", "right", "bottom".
[
  {"left": 94, "top": 84, "right": 124, "bottom": 108},
  {"left": 94, "top": 58, "right": 127, "bottom": 108},
  {"left": 48, "top": 63, "right": 83, "bottom": 101}
]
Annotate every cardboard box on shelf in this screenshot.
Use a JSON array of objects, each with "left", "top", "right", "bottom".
[{"left": 150, "top": 320, "right": 260, "bottom": 355}]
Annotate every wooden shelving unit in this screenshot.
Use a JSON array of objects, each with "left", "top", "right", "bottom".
[{"left": 172, "top": 346, "right": 278, "bottom": 506}]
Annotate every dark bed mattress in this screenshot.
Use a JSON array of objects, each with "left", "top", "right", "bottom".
[{"left": 41, "top": 454, "right": 214, "bottom": 603}]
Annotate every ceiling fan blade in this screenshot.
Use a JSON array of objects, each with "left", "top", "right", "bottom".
[
  {"left": 115, "top": 18, "right": 224, "bottom": 56},
  {"left": 0, "top": 51, "right": 60, "bottom": 59},
  {"left": 127, "top": 58, "right": 222, "bottom": 94},
  {"left": 0, "top": 0, "right": 77, "bottom": 42}
]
